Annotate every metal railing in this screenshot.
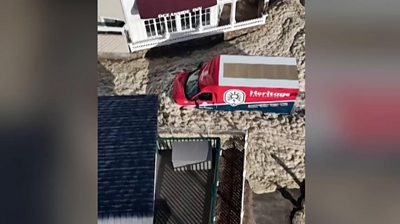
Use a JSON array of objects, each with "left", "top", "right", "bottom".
[
  {"left": 129, "top": 15, "right": 267, "bottom": 52},
  {"left": 209, "top": 138, "right": 221, "bottom": 224},
  {"left": 156, "top": 137, "right": 221, "bottom": 224},
  {"left": 157, "top": 137, "right": 220, "bottom": 150}
]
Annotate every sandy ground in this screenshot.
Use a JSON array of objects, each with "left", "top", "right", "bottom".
[{"left": 98, "top": 0, "right": 305, "bottom": 202}]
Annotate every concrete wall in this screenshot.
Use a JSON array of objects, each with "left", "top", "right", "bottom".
[{"left": 98, "top": 34, "right": 130, "bottom": 53}]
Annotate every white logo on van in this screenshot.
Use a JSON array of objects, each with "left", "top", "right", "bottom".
[{"left": 224, "top": 89, "right": 246, "bottom": 107}]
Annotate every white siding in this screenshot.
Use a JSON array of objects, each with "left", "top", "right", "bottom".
[
  {"left": 210, "top": 5, "right": 219, "bottom": 26},
  {"left": 127, "top": 19, "right": 148, "bottom": 42},
  {"left": 120, "top": 0, "right": 147, "bottom": 43},
  {"left": 98, "top": 0, "right": 126, "bottom": 22}
]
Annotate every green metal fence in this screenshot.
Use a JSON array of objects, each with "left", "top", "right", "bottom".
[
  {"left": 209, "top": 138, "right": 221, "bottom": 224},
  {"left": 156, "top": 137, "right": 221, "bottom": 224}
]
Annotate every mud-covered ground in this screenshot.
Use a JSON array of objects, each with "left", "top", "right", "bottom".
[{"left": 98, "top": 0, "right": 305, "bottom": 202}]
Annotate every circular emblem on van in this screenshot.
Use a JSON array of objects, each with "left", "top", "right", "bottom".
[{"left": 224, "top": 89, "right": 246, "bottom": 107}]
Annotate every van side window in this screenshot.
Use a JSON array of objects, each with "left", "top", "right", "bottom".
[{"left": 198, "top": 92, "right": 212, "bottom": 101}]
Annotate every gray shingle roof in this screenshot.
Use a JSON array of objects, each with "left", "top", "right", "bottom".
[{"left": 98, "top": 95, "right": 158, "bottom": 218}]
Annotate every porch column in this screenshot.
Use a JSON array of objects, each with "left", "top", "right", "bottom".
[
  {"left": 199, "top": 8, "right": 203, "bottom": 31},
  {"left": 189, "top": 12, "right": 193, "bottom": 30},
  {"left": 153, "top": 20, "right": 158, "bottom": 36},
  {"left": 164, "top": 17, "right": 170, "bottom": 39},
  {"left": 230, "top": 0, "right": 237, "bottom": 26}
]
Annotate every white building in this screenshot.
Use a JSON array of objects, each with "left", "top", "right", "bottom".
[{"left": 98, "top": 0, "right": 269, "bottom": 53}]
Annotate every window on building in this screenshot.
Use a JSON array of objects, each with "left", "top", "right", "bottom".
[
  {"left": 145, "top": 16, "right": 179, "bottom": 37},
  {"left": 144, "top": 19, "right": 156, "bottom": 37},
  {"left": 155, "top": 17, "right": 166, "bottom": 35},
  {"left": 201, "top": 8, "right": 211, "bottom": 26},
  {"left": 180, "top": 13, "right": 191, "bottom": 30},
  {"left": 166, "top": 16, "right": 177, "bottom": 32},
  {"left": 143, "top": 8, "right": 211, "bottom": 37},
  {"left": 191, "top": 10, "right": 201, "bottom": 29}
]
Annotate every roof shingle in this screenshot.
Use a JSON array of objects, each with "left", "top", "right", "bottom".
[{"left": 98, "top": 95, "right": 158, "bottom": 218}]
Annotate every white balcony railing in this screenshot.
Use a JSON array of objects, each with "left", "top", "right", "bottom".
[{"left": 129, "top": 15, "right": 267, "bottom": 52}]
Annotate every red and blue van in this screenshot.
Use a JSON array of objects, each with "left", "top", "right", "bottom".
[{"left": 172, "top": 55, "right": 299, "bottom": 114}]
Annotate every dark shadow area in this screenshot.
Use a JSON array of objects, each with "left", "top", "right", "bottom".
[
  {"left": 242, "top": 153, "right": 305, "bottom": 224},
  {"left": 276, "top": 181, "right": 304, "bottom": 207},
  {"left": 145, "top": 32, "right": 225, "bottom": 59},
  {"left": 154, "top": 199, "right": 172, "bottom": 224},
  {"left": 270, "top": 153, "right": 305, "bottom": 223},
  {"left": 202, "top": 148, "right": 217, "bottom": 224},
  {"left": 219, "top": 0, "right": 264, "bottom": 25},
  {"left": 97, "top": 61, "right": 115, "bottom": 96},
  {"left": 243, "top": 180, "right": 304, "bottom": 224},
  {"left": 219, "top": 3, "right": 232, "bottom": 26},
  {"left": 289, "top": 180, "right": 305, "bottom": 222},
  {"left": 250, "top": 187, "right": 299, "bottom": 224},
  {"left": 277, "top": 187, "right": 299, "bottom": 206},
  {"left": 216, "top": 147, "right": 244, "bottom": 224},
  {"left": 243, "top": 181, "right": 304, "bottom": 224},
  {"left": 270, "top": 153, "right": 302, "bottom": 186},
  {"left": 235, "top": 0, "right": 262, "bottom": 22},
  {"left": 268, "top": 0, "right": 281, "bottom": 8},
  {"left": 154, "top": 149, "right": 214, "bottom": 224}
]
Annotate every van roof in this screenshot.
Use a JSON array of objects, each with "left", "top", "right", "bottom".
[{"left": 218, "top": 55, "right": 299, "bottom": 89}]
